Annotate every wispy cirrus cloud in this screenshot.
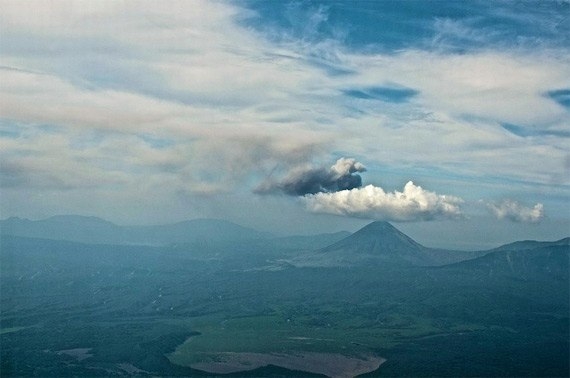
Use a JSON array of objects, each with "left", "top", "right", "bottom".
[
  {"left": 0, "top": 0, "right": 568, "bottom": 232},
  {"left": 547, "top": 89, "right": 570, "bottom": 109},
  {"left": 341, "top": 86, "right": 418, "bottom": 103}
]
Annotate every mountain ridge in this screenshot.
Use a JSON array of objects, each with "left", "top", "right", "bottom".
[
  {"left": 491, "top": 237, "right": 569, "bottom": 252},
  {"left": 0, "top": 215, "right": 272, "bottom": 246},
  {"left": 438, "top": 244, "right": 570, "bottom": 281},
  {"left": 2, "top": 217, "right": 568, "bottom": 269}
]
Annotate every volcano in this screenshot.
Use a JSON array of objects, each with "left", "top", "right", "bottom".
[
  {"left": 295, "top": 221, "right": 489, "bottom": 268},
  {"left": 294, "top": 221, "right": 432, "bottom": 267}
]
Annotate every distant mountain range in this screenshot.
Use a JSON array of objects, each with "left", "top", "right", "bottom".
[
  {"left": 1, "top": 216, "right": 568, "bottom": 271},
  {"left": 0, "top": 215, "right": 271, "bottom": 246}
]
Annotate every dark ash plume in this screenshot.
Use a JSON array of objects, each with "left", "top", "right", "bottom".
[{"left": 256, "top": 157, "right": 366, "bottom": 196}]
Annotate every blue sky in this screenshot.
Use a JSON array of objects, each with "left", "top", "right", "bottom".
[{"left": 1, "top": 0, "right": 569, "bottom": 249}]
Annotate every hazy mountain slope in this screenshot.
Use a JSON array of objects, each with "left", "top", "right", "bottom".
[
  {"left": 439, "top": 243, "right": 570, "bottom": 281},
  {"left": 251, "top": 231, "right": 352, "bottom": 251},
  {"left": 0, "top": 235, "right": 176, "bottom": 281},
  {"left": 0, "top": 216, "right": 124, "bottom": 244},
  {"left": 424, "top": 238, "right": 570, "bottom": 269},
  {"left": 419, "top": 248, "right": 490, "bottom": 266},
  {"left": 490, "top": 237, "right": 570, "bottom": 252},
  {"left": 0, "top": 216, "right": 271, "bottom": 246},
  {"left": 123, "top": 219, "right": 272, "bottom": 245}
]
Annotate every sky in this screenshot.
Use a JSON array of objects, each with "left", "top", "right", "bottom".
[{"left": 1, "top": 0, "right": 569, "bottom": 249}]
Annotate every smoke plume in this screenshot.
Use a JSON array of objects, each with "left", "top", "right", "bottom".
[{"left": 256, "top": 157, "right": 366, "bottom": 196}]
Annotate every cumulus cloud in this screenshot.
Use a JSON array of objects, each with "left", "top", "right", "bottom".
[
  {"left": 256, "top": 157, "right": 366, "bottom": 196},
  {"left": 487, "top": 199, "right": 544, "bottom": 223},
  {"left": 303, "top": 181, "right": 463, "bottom": 221}
]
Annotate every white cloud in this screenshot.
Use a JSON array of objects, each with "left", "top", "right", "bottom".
[
  {"left": 344, "top": 49, "right": 570, "bottom": 126},
  {"left": 1, "top": 2, "right": 568, "bottom": 191},
  {"left": 303, "top": 181, "right": 464, "bottom": 221},
  {"left": 487, "top": 199, "right": 545, "bottom": 223},
  {"left": 0, "top": 0, "right": 568, "bottom": 226}
]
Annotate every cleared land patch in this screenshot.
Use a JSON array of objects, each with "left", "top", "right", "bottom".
[
  {"left": 56, "top": 348, "right": 93, "bottom": 361},
  {"left": 188, "top": 351, "right": 386, "bottom": 377}
]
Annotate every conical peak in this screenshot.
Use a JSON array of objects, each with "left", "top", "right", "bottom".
[
  {"left": 356, "top": 221, "right": 398, "bottom": 234},
  {"left": 349, "top": 221, "right": 411, "bottom": 243},
  {"left": 322, "top": 220, "right": 424, "bottom": 253}
]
